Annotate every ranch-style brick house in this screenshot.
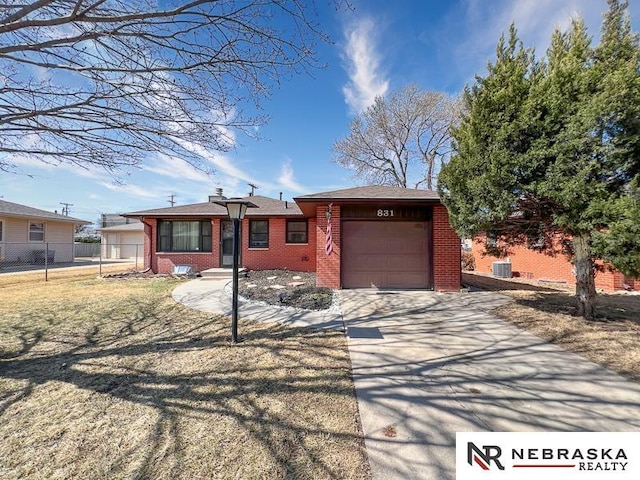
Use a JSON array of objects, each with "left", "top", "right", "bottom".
[{"left": 125, "top": 186, "right": 461, "bottom": 291}]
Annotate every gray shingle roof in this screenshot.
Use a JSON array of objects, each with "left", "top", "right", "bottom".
[
  {"left": 0, "top": 199, "right": 90, "bottom": 224},
  {"left": 98, "top": 222, "right": 145, "bottom": 232},
  {"left": 295, "top": 185, "right": 440, "bottom": 201},
  {"left": 125, "top": 195, "right": 303, "bottom": 218}
]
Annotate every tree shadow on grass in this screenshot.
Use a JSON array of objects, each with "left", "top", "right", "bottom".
[
  {"left": 464, "top": 272, "right": 640, "bottom": 322},
  {"left": 462, "top": 272, "right": 563, "bottom": 292},
  {"left": 499, "top": 289, "right": 640, "bottom": 323},
  {"left": 0, "top": 297, "right": 368, "bottom": 479}
]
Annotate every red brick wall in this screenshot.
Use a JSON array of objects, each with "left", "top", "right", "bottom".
[
  {"left": 432, "top": 204, "right": 462, "bottom": 292},
  {"left": 472, "top": 238, "right": 574, "bottom": 284},
  {"left": 471, "top": 236, "right": 639, "bottom": 292},
  {"left": 149, "top": 218, "right": 219, "bottom": 274},
  {"left": 241, "top": 217, "right": 316, "bottom": 272},
  {"left": 145, "top": 217, "right": 315, "bottom": 274},
  {"left": 315, "top": 204, "right": 341, "bottom": 288}
]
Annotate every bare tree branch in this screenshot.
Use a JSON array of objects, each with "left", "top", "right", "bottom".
[
  {"left": 0, "top": 0, "right": 329, "bottom": 174},
  {"left": 332, "top": 84, "right": 460, "bottom": 189}
]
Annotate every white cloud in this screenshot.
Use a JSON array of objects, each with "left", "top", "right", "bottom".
[
  {"left": 144, "top": 153, "right": 213, "bottom": 184},
  {"left": 7, "top": 152, "right": 117, "bottom": 181},
  {"left": 341, "top": 16, "right": 389, "bottom": 114},
  {"left": 469, "top": 0, "right": 600, "bottom": 49},
  {"left": 278, "top": 158, "right": 308, "bottom": 194},
  {"left": 454, "top": 0, "right": 608, "bottom": 82},
  {"left": 176, "top": 141, "right": 250, "bottom": 181},
  {"left": 99, "top": 181, "right": 157, "bottom": 199},
  {"left": 168, "top": 139, "right": 288, "bottom": 199},
  {"left": 5, "top": 154, "right": 58, "bottom": 172}
]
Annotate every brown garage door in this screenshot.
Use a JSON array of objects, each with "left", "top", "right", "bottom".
[{"left": 342, "top": 221, "right": 431, "bottom": 288}]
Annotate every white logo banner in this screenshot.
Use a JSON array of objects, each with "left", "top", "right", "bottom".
[{"left": 456, "top": 432, "right": 640, "bottom": 479}]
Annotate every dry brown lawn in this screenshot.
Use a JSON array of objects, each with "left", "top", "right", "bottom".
[
  {"left": 0, "top": 262, "right": 136, "bottom": 287},
  {"left": 463, "top": 272, "right": 640, "bottom": 382},
  {"left": 0, "top": 274, "right": 369, "bottom": 479}
]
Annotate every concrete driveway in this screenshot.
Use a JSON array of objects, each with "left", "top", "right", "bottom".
[{"left": 340, "top": 289, "right": 640, "bottom": 480}]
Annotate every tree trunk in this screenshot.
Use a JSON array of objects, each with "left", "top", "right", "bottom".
[
  {"left": 427, "top": 157, "right": 434, "bottom": 190},
  {"left": 573, "top": 234, "right": 596, "bottom": 320}
]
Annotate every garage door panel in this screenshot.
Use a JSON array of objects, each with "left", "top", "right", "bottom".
[
  {"left": 342, "top": 220, "right": 431, "bottom": 289},
  {"left": 344, "top": 255, "right": 386, "bottom": 270},
  {"left": 385, "top": 255, "right": 422, "bottom": 271},
  {"left": 386, "top": 272, "right": 427, "bottom": 288},
  {"left": 401, "top": 237, "right": 428, "bottom": 250}
]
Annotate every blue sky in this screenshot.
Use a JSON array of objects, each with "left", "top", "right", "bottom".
[{"left": 2, "top": 0, "right": 638, "bottom": 224}]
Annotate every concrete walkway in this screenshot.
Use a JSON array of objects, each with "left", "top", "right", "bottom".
[
  {"left": 340, "top": 289, "right": 640, "bottom": 480},
  {"left": 173, "top": 279, "right": 640, "bottom": 480},
  {"left": 172, "top": 277, "right": 343, "bottom": 330}
]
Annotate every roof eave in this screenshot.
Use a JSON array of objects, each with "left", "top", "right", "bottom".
[
  {"left": 0, "top": 212, "right": 91, "bottom": 224},
  {"left": 294, "top": 196, "right": 441, "bottom": 217}
]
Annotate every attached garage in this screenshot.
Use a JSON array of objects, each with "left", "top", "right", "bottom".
[
  {"left": 342, "top": 220, "right": 431, "bottom": 288},
  {"left": 294, "top": 185, "right": 461, "bottom": 292}
]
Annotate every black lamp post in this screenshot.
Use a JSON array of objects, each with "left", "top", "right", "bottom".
[{"left": 216, "top": 199, "right": 256, "bottom": 343}]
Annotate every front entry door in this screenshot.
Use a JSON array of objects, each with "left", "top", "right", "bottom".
[{"left": 220, "top": 220, "right": 241, "bottom": 267}]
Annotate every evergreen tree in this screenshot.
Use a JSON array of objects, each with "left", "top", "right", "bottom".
[{"left": 439, "top": 1, "right": 640, "bottom": 320}]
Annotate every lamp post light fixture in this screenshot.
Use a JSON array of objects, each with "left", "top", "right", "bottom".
[{"left": 215, "top": 198, "right": 257, "bottom": 343}]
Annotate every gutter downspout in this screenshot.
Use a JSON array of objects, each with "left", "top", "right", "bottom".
[{"left": 141, "top": 219, "right": 153, "bottom": 273}]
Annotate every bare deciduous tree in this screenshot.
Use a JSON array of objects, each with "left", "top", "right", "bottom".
[
  {"left": 0, "top": 0, "right": 328, "bottom": 174},
  {"left": 332, "top": 84, "right": 460, "bottom": 189}
]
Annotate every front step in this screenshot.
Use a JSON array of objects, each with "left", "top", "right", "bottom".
[{"left": 200, "top": 267, "right": 246, "bottom": 278}]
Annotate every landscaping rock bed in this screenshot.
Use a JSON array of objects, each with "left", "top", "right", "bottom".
[
  {"left": 102, "top": 271, "right": 166, "bottom": 280},
  {"left": 238, "top": 269, "right": 333, "bottom": 311}
]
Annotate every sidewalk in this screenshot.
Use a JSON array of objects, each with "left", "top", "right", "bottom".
[
  {"left": 172, "top": 277, "right": 343, "bottom": 331},
  {"left": 173, "top": 279, "right": 640, "bottom": 480},
  {"left": 340, "top": 289, "right": 640, "bottom": 480}
]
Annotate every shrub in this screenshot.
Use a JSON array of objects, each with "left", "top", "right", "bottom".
[{"left": 462, "top": 251, "right": 475, "bottom": 271}]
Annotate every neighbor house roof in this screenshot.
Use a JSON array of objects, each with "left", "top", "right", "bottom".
[
  {"left": 0, "top": 199, "right": 90, "bottom": 224},
  {"left": 98, "top": 222, "right": 145, "bottom": 232},
  {"left": 125, "top": 195, "right": 303, "bottom": 218}
]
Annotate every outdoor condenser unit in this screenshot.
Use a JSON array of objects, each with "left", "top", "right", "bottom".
[{"left": 492, "top": 261, "right": 512, "bottom": 279}]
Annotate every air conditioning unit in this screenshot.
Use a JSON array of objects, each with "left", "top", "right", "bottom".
[{"left": 492, "top": 261, "right": 512, "bottom": 278}]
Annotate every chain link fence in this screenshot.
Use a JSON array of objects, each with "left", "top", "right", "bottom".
[{"left": 0, "top": 242, "right": 144, "bottom": 283}]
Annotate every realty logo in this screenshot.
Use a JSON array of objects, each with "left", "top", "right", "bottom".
[
  {"left": 457, "top": 432, "right": 639, "bottom": 479},
  {"left": 467, "top": 442, "right": 505, "bottom": 471}
]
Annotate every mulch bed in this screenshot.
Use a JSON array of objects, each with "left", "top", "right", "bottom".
[
  {"left": 238, "top": 270, "right": 333, "bottom": 311},
  {"left": 102, "top": 271, "right": 162, "bottom": 279}
]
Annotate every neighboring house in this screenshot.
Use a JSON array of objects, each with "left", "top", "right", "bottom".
[
  {"left": 100, "top": 213, "right": 141, "bottom": 228},
  {"left": 0, "top": 199, "right": 90, "bottom": 264},
  {"left": 98, "top": 219, "right": 144, "bottom": 259},
  {"left": 471, "top": 236, "right": 639, "bottom": 292},
  {"left": 125, "top": 186, "right": 462, "bottom": 291}
]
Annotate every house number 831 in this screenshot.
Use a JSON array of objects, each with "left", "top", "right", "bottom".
[{"left": 377, "top": 209, "right": 395, "bottom": 217}]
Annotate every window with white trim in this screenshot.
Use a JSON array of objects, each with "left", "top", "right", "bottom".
[
  {"left": 29, "top": 222, "right": 45, "bottom": 242},
  {"left": 0, "top": 219, "right": 3, "bottom": 242}
]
